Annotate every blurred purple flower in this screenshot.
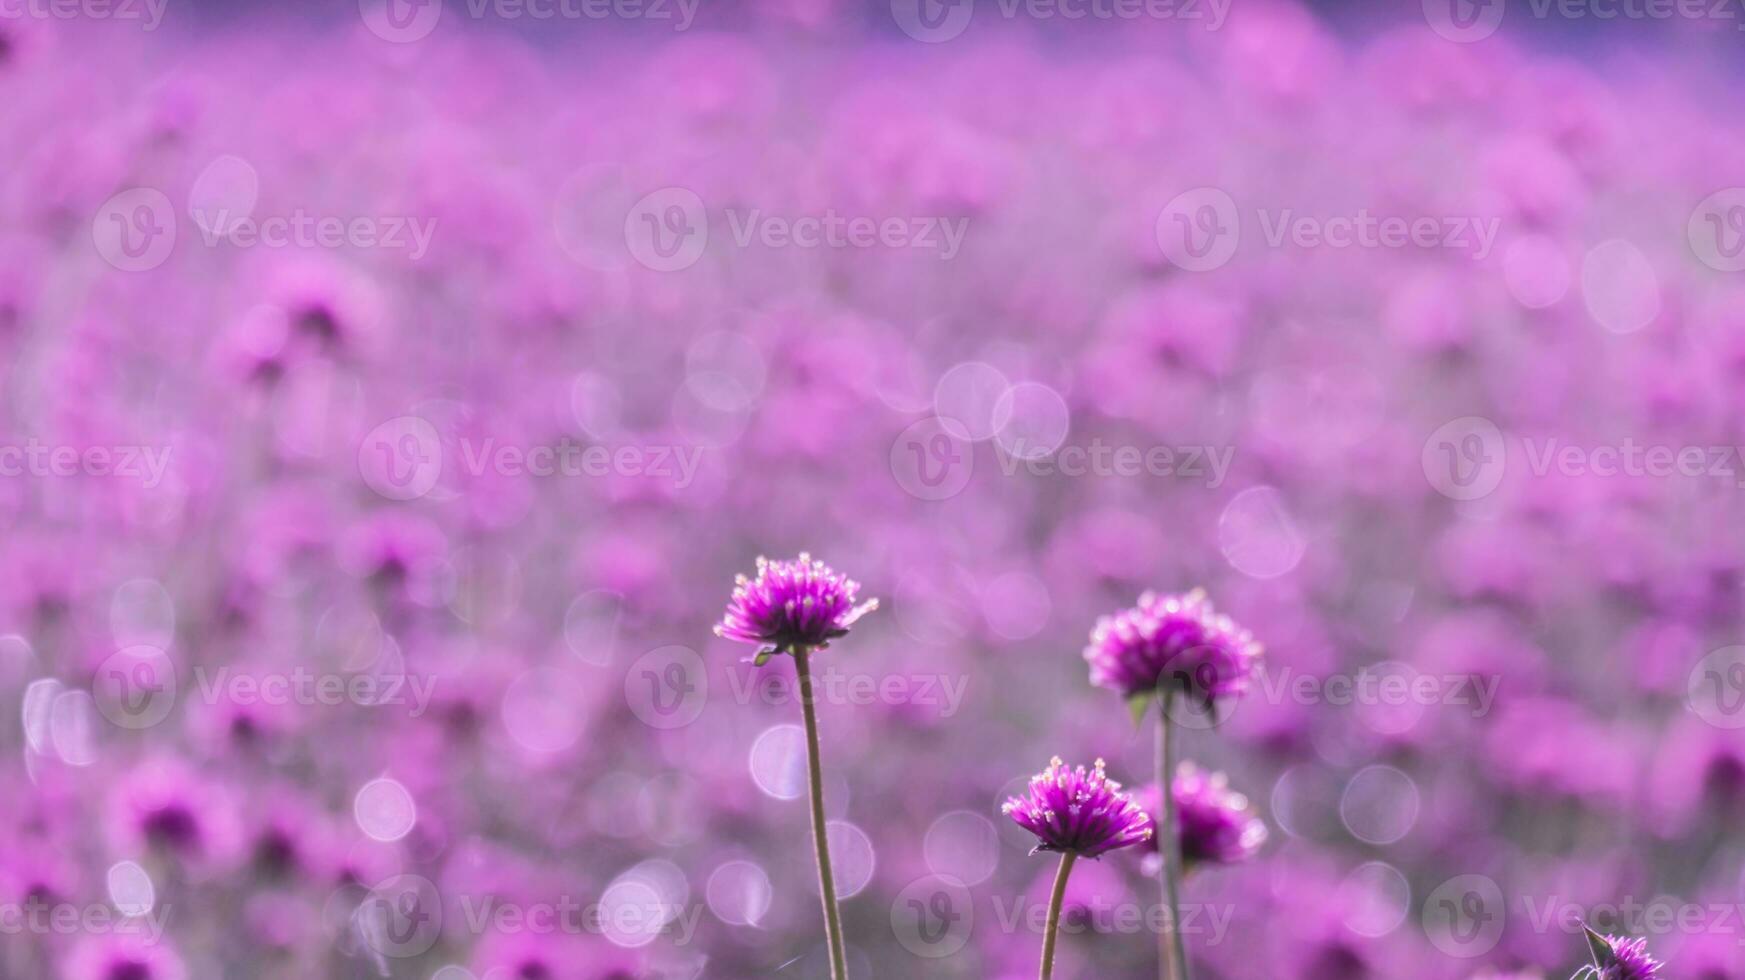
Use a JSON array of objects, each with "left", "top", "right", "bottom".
[
  {"left": 1138, "top": 763, "right": 1268, "bottom": 869},
  {"left": 1003, "top": 757, "right": 1155, "bottom": 859},
  {"left": 63, "top": 934, "right": 186, "bottom": 980}
]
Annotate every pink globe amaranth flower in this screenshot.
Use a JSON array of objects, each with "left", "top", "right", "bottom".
[
  {"left": 714, "top": 553, "right": 878, "bottom": 663},
  {"left": 1002, "top": 757, "right": 1155, "bottom": 859},
  {"left": 64, "top": 934, "right": 186, "bottom": 980},
  {"left": 1083, "top": 588, "right": 1263, "bottom": 707},
  {"left": 1138, "top": 763, "right": 1268, "bottom": 869},
  {"left": 1590, "top": 932, "right": 1660, "bottom": 980}
]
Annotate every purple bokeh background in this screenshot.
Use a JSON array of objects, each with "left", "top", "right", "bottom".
[{"left": 5, "top": 1, "right": 1745, "bottom": 977}]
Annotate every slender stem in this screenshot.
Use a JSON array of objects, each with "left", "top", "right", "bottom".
[
  {"left": 1040, "top": 852, "right": 1078, "bottom": 980},
  {"left": 1157, "top": 688, "right": 1189, "bottom": 980},
  {"left": 795, "top": 647, "right": 849, "bottom": 980}
]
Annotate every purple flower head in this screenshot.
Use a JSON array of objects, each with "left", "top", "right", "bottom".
[
  {"left": 714, "top": 553, "right": 878, "bottom": 663},
  {"left": 1589, "top": 931, "right": 1660, "bottom": 980},
  {"left": 1002, "top": 757, "right": 1155, "bottom": 859},
  {"left": 1138, "top": 763, "right": 1268, "bottom": 868},
  {"left": 1084, "top": 588, "right": 1263, "bottom": 705},
  {"left": 64, "top": 934, "right": 186, "bottom": 980}
]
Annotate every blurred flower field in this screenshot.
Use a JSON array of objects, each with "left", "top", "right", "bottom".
[{"left": 3, "top": 1, "right": 1745, "bottom": 977}]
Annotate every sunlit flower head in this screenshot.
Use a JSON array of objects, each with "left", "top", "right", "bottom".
[
  {"left": 1594, "top": 934, "right": 1660, "bottom": 980},
  {"left": 1002, "top": 757, "right": 1155, "bottom": 858},
  {"left": 1084, "top": 588, "right": 1262, "bottom": 703},
  {"left": 714, "top": 553, "right": 878, "bottom": 661}
]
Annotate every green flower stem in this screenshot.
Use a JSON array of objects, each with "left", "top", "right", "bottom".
[
  {"left": 795, "top": 646, "right": 849, "bottom": 980},
  {"left": 1157, "top": 687, "right": 1189, "bottom": 980},
  {"left": 1040, "top": 851, "right": 1078, "bottom": 980}
]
